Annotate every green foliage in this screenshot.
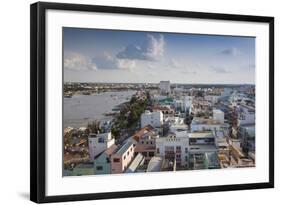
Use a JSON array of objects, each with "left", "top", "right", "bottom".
[{"left": 87, "top": 120, "right": 101, "bottom": 134}]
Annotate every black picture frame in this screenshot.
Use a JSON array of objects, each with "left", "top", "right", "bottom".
[{"left": 30, "top": 1, "right": 274, "bottom": 203}]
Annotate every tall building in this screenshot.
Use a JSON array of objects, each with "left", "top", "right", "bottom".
[
  {"left": 184, "top": 96, "right": 193, "bottom": 113},
  {"left": 141, "top": 110, "right": 163, "bottom": 128},
  {"left": 159, "top": 81, "right": 171, "bottom": 95},
  {"left": 88, "top": 132, "right": 115, "bottom": 161}
]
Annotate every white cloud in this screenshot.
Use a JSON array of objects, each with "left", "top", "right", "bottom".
[
  {"left": 117, "top": 59, "right": 136, "bottom": 71},
  {"left": 116, "top": 34, "right": 165, "bottom": 61},
  {"left": 64, "top": 52, "right": 97, "bottom": 71}
]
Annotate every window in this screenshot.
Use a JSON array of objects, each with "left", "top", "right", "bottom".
[
  {"left": 98, "top": 137, "right": 104, "bottom": 143},
  {"left": 106, "top": 157, "right": 110, "bottom": 163},
  {"left": 96, "top": 166, "right": 103, "bottom": 171},
  {"left": 142, "top": 152, "right": 147, "bottom": 157},
  {"left": 149, "top": 152, "right": 154, "bottom": 157},
  {"left": 113, "top": 158, "right": 120, "bottom": 163},
  {"left": 185, "top": 147, "right": 188, "bottom": 153},
  {"left": 156, "top": 148, "right": 160, "bottom": 154}
]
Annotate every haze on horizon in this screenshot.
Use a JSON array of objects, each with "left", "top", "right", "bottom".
[{"left": 63, "top": 28, "right": 255, "bottom": 84}]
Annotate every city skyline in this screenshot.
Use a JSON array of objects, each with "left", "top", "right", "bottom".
[{"left": 64, "top": 28, "right": 255, "bottom": 84}]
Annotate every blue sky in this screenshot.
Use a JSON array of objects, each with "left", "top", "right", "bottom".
[{"left": 63, "top": 27, "right": 255, "bottom": 84}]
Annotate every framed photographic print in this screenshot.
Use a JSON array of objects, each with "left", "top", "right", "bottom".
[{"left": 30, "top": 1, "right": 274, "bottom": 203}]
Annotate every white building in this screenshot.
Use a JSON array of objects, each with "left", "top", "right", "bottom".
[
  {"left": 213, "top": 109, "right": 224, "bottom": 124},
  {"left": 159, "top": 81, "right": 171, "bottom": 95},
  {"left": 204, "top": 95, "right": 219, "bottom": 104},
  {"left": 191, "top": 117, "right": 222, "bottom": 132},
  {"left": 141, "top": 110, "right": 163, "bottom": 128},
  {"left": 156, "top": 133, "right": 189, "bottom": 166},
  {"left": 88, "top": 132, "right": 115, "bottom": 161},
  {"left": 173, "top": 99, "right": 184, "bottom": 112},
  {"left": 188, "top": 132, "right": 217, "bottom": 154},
  {"left": 184, "top": 96, "right": 193, "bottom": 113},
  {"left": 238, "top": 105, "right": 255, "bottom": 125}
]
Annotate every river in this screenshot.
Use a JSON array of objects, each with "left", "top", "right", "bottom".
[{"left": 64, "top": 90, "right": 135, "bottom": 128}]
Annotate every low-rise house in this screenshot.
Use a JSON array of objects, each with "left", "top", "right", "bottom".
[
  {"left": 132, "top": 126, "right": 159, "bottom": 163},
  {"left": 111, "top": 141, "right": 135, "bottom": 174},
  {"left": 93, "top": 144, "right": 117, "bottom": 175},
  {"left": 66, "top": 163, "right": 94, "bottom": 176},
  {"left": 88, "top": 132, "right": 115, "bottom": 161}
]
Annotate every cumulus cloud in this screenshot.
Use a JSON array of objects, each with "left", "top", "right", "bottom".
[
  {"left": 116, "top": 59, "right": 136, "bottom": 71},
  {"left": 64, "top": 52, "right": 97, "bottom": 71},
  {"left": 116, "top": 34, "right": 165, "bottom": 61},
  {"left": 64, "top": 51, "right": 135, "bottom": 71},
  {"left": 220, "top": 47, "right": 239, "bottom": 56},
  {"left": 93, "top": 52, "right": 136, "bottom": 71}
]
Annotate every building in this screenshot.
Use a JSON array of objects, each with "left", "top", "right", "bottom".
[
  {"left": 173, "top": 99, "right": 184, "bottom": 112},
  {"left": 238, "top": 105, "right": 255, "bottom": 125},
  {"left": 203, "top": 152, "right": 221, "bottom": 169},
  {"left": 111, "top": 141, "right": 135, "bottom": 174},
  {"left": 88, "top": 132, "right": 115, "bottom": 161},
  {"left": 159, "top": 81, "right": 171, "bottom": 95},
  {"left": 184, "top": 96, "right": 193, "bottom": 113},
  {"left": 190, "top": 117, "right": 222, "bottom": 132},
  {"left": 237, "top": 124, "right": 255, "bottom": 154},
  {"left": 213, "top": 109, "right": 224, "bottom": 124},
  {"left": 188, "top": 132, "right": 219, "bottom": 170},
  {"left": 65, "top": 163, "right": 94, "bottom": 176},
  {"left": 204, "top": 95, "right": 220, "bottom": 104},
  {"left": 146, "top": 156, "right": 164, "bottom": 172},
  {"left": 141, "top": 110, "right": 163, "bottom": 128},
  {"left": 152, "top": 105, "right": 174, "bottom": 117},
  {"left": 93, "top": 144, "right": 117, "bottom": 175},
  {"left": 125, "top": 153, "right": 145, "bottom": 173},
  {"left": 132, "top": 125, "right": 159, "bottom": 163},
  {"left": 156, "top": 133, "right": 189, "bottom": 166},
  {"left": 188, "top": 132, "right": 217, "bottom": 154}
]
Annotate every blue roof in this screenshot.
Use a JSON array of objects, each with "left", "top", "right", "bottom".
[{"left": 115, "top": 141, "right": 133, "bottom": 155}]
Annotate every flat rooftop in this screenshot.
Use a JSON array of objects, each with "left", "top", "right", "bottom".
[
  {"left": 191, "top": 117, "right": 221, "bottom": 125},
  {"left": 189, "top": 132, "right": 214, "bottom": 138},
  {"left": 189, "top": 144, "right": 217, "bottom": 153}
]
